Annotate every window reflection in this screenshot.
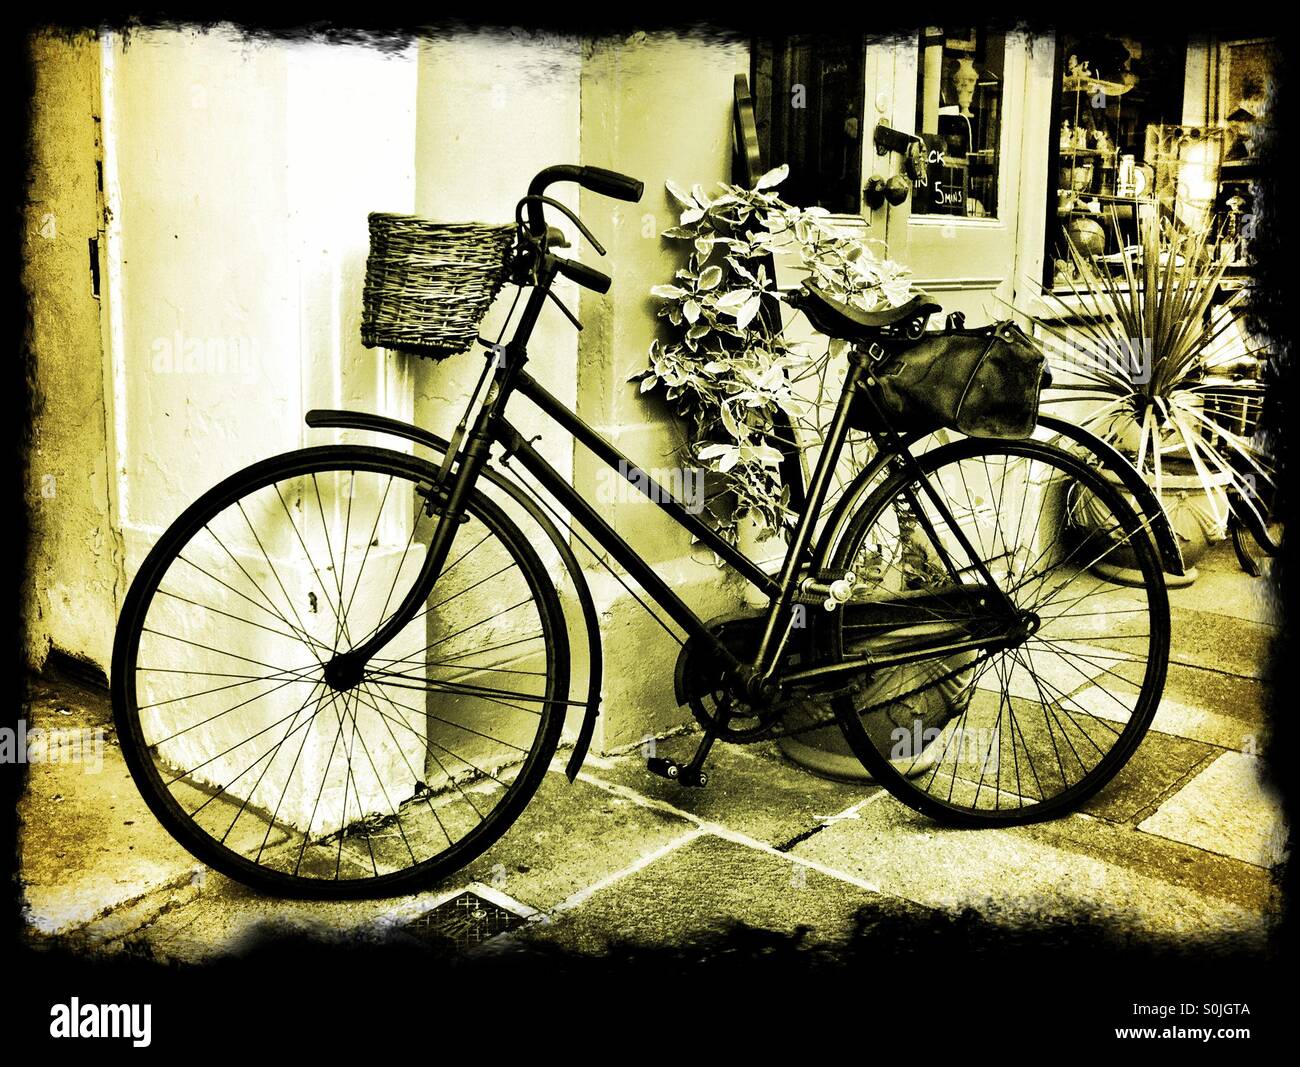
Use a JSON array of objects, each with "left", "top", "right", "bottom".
[
  {"left": 753, "top": 37, "right": 865, "bottom": 212},
  {"left": 913, "top": 28, "right": 1005, "bottom": 218}
]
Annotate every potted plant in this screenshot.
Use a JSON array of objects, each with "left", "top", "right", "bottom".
[
  {"left": 1035, "top": 211, "right": 1271, "bottom": 583},
  {"left": 631, "top": 165, "right": 912, "bottom": 561}
]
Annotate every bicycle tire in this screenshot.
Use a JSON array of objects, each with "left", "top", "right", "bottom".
[
  {"left": 112, "top": 445, "right": 570, "bottom": 898},
  {"left": 824, "top": 437, "right": 1170, "bottom": 826}
]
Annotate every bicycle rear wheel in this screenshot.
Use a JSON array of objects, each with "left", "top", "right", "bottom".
[
  {"left": 112, "top": 445, "right": 569, "bottom": 898},
  {"left": 1230, "top": 491, "right": 1282, "bottom": 578},
  {"left": 824, "top": 438, "right": 1169, "bottom": 825}
]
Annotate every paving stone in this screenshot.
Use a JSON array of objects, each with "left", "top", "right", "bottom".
[
  {"left": 1169, "top": 606, "right": 1277, "bottom": 681},
  {"left": 1018, "top": 814, "right": 1280, "bottom": 919},
  {"left": 455, "top": 766, "right": 696, "bottom": 910},
  {"left": 1162, "top": 663, "right": 1273, "bottom": 732},
  {"left": 1070, "top": 683, "right": 1267, "bottom": 752},
  {"left": 1138, "top": 751, "right": 1288, "bottom": 868},
  {"left": 19, "top": 722, "right": 202, "bottom": 935},
  {"left": 583, "top": 733, "right": 876, "bottom": 847},
  {"left": 790, "top": 793, "right": 1272, "bottom": 940},
  {"left": 512, "top": 834, "right": 924, "bottom": 954},
  {"left": 1167, "top": 566, "right": 1280, "bottom": 626},
  {"left": 1081, "top": 730, "right": 1218, "bottom": 824}
]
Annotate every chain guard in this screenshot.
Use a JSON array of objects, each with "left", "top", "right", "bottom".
[{"left": 675, "top": 609, "right": 998, "bottom": 744}]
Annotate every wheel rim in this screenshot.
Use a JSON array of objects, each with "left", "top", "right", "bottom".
[
  {"left": 830, "top": 440, "right": 1168, "bottom": 821},
  {"left": 114, "top": 449, "right": 565, "bottom": 893}
]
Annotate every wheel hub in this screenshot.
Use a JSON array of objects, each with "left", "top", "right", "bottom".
[
  {"left": 323, "top": 652, "right": 367, "bottom": 692},
  {"left": 1010, "top": 610, "right": 1041, "bottom": 643}
]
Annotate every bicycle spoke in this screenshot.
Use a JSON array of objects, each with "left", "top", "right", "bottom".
[{"left": 120, "top": 452, "right": 564, "bottom": 891}]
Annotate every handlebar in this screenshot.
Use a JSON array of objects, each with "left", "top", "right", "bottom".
[
  {"left": 525, "top": 164, "right": 644, "bottom": 239},
  {"left": 554, "top": 257, "right": 612, "bottom": 295},
  {"left": 580, "top": 166, "right": 646, "bottom": 202}
]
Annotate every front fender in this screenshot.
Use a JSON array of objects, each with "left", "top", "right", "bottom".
[{"left": 305, "top": 408, "right": 603, "bottom": 781}]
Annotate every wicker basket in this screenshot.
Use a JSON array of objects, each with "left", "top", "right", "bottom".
[{"left": 360, "top": 213, "right": 515, "bottom": 359}]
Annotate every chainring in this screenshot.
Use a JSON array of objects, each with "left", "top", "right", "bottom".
[{"left": 676, "top": 611, "right": 794, "bottom": 742}]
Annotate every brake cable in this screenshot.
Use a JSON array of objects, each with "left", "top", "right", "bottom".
[{"left": 514, "top": 195, "right": 605, "bottom": 255}]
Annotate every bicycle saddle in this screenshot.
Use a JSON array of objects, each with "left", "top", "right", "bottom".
[{"left": 793, "top": 283, "right": 942, "bottom": 342}]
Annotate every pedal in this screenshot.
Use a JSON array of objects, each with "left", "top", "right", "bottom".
[{"left": 646, "top": 757, "right": 708, "bottom": 788}]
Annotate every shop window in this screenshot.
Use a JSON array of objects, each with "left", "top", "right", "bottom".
[
  {"left": 912, "top": 28, "right": 1006, "bottom": 219},
  {"left": 752, "top": 37, "right": 864, "bottom": 213},
  {"left": 1215, "top": 38, "right": 1278, "bottom": 271},
  {"left": 1045, "top": 32, "right": 1187, "bottom": 289}
]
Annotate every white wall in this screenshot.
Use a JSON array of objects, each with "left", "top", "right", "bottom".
[
  {"left": 103, "top": 28, "right": 419, "bottom": 581},
  {"left": 411, "top": 29, "right": 581, "bottom": 469}
]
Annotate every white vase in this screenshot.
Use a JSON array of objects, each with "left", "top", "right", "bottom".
[{"left": 1072, "top": 458, "right": 1230, "bottom": 586}]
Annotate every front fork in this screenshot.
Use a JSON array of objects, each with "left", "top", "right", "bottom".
[{"left": 324, "top": 268, "right": 552, "bottom": 689}]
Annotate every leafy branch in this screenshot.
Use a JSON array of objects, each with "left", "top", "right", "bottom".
[{"left": 631, "top": 165, "right": 912, "bottom": 547}]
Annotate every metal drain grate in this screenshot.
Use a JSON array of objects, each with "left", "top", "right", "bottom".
[{"left": 402, "top": 890, "right": 527, "bottom": 951}]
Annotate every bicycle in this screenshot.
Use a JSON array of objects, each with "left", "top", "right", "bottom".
[
  {"left": 112, "top": 164, "right": 1178, "bottom": 898},
  {"left": 1198, "top": 291, "right": 1281, "bottom": 578}
]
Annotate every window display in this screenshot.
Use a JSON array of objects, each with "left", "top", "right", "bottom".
[
  {"left": 1045, "top": 33, "right": 1186, "bottom": 288},
  {"left": 1213, "top": 38, "right": 1277, "bottom": 272},
  {"left": 912, "top": 28, "right": 1005, "bottom": 218}
]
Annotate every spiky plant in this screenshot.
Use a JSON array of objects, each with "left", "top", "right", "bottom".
[{"left": 1036, "top": 211, "right": 1272, "bottom": 534}]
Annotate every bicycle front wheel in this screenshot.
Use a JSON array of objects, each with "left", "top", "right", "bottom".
[
  {"left": 112, "top": 445, "right": 569, "bottom": 898},
  {"left": 825, "top": 437, "right": 1169, "bottom": 825}
]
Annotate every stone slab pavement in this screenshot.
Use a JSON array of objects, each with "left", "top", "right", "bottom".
[{"left": 19, "top": 541, "right": 1286, "bottom": 962}]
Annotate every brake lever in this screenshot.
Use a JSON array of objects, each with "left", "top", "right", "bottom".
[
  {"left": 545, "top": 288, "right": 583, "bottom": 331},
  {"left": 516, "top": 195, "right": 606, "bottom": 256}
]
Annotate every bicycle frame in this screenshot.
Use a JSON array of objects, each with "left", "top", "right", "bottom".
[{"left": 326, "top": 255, "right": 1028, "bottom": 715}]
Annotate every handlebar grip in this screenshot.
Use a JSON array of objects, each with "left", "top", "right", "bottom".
[
  {"left": 580, "top": 166, "right": 644, "bottom": 203},
  {"left": 554, "top": 256, "right": 612, "bottom": 294}
]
